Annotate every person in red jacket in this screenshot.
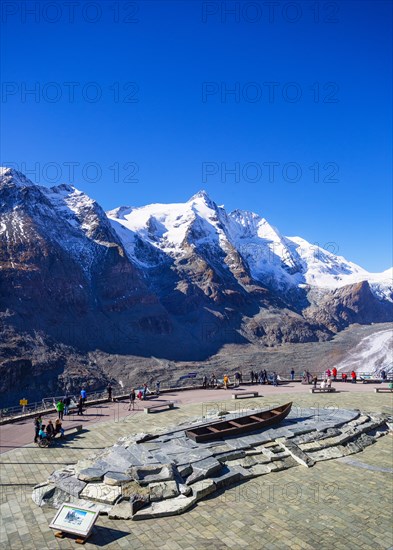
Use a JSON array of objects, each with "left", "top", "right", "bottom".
[
  {"left": 350, "top": 371, "right": 357, "bottom": 383},
  {"left": 332, "top": 367, "right": 337, "bottom": 381},
  {"left": 342, "top": 373, "right": 348, "bottom": 383}
]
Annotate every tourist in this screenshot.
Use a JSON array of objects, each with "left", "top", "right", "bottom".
[
  {"left": 56, "top": 399, "right": 64, "bottom": 420},
  {"left": 202, "top": 375, "right": 207, "bottom": 388},
  {"left": 342, "top": 373, "right": 348, "bottom": 383},
  {"left": 380, "top": 369, "right": 387, "bottom": 381},
  {"left": 80, "top": 388, "right": 87, "bottom": 404},
  {"left": 46, "top": 420, "right": 55, "bottom": 440},
  {"left": 351, "top": 371, "right": 357, "bottom": 384},
  {"left": 77, "top": 396, "right": 84, "bottom": 416},
  {"left": 239, "top": 371, "right": 243, "bottom": 383},
  {"left": 107, "top": 384, "right": 113, "bottom": 401},
  {"left": 39, "top": 424, "right": 47, "bottom": 440},
  {"left": 250, "top": 370, "right": 254, "bottom": 384},
  {"left": 312, "top": 375, "right": 318, "bottom": 389},
  {"left": 234, "top": 372, "right": 240, "bottom": 387},
  {"left": 320, "top": 379, "right": 327, "bottom": 389},
  {"left": 263, "top": 369, "right": 267, "bottom": 383},
  {"left": 290, "top": 368, "right": 295, "bottom": 381},
  {"left": 326, "top": 368, "right": 331, "bottom": 378},
  {"left": 142, "top": 383, "right": 148, "bottom": 400},
  {"left": 223, "top": 374, "right": 229, "bottom": 389},
  {"left": 332, "top": 367, "right": 337, "bottom": 381},
  {"left": 156, "top": 381, "right": 161, "bottom": 396},
  {"left": 272, "top": 372, "right": 278, "bottom": 387},
  {"left": 326, "top": 377, "right": 332, "bottom": 388},
  {"left": 55, "top": 418, "right": 65, "bottom": 438},
  {"left": 128, "top": 389, "right": 136, "bottom": 411},
  {"left": 34, "top": 415, "right": 42, "bottom": 443},
  {"left": 63, "top": 394, "right": 71, "bottom": 416},
  {"left": 137, "top": 389, "right": 143, "bottom": 400}
]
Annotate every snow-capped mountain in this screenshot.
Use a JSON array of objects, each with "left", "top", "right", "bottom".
[
  {"left": 107, "top": 189, "right": 393, "bottom": 301},
  {"left": 0, "top": 167, "right": 392, "bottom": 399}
]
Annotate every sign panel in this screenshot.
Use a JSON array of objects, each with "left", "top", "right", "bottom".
[{"left": 49, "top": 504, "right": 98, "bottom": 538}]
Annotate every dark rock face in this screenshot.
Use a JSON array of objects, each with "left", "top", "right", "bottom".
[{"left": 0, "top": 168, "right": 392, "bottom": 399}]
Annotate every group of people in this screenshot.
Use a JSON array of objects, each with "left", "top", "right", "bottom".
[{"left": 34, "top": 415, "right": 64, "bottom": 444}]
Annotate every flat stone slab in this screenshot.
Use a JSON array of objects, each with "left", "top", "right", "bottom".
[
  {"left": 149, "top": 480, "right": 179, "bottom": 501},
  {"left": 104, "top": 472, "right": 132, "bottom": 486},
  {"left": 80, "top": 482, "right": 121, "bottom": 504},
  {"left": 78, "top": 468, "right": 105, "bottom": 482},
  {"left": 129, "top": 464, "right": 175, "bottom": 485},
  {"left": 121, "top": 481, "right": 150, "bottom": 500},
  {"left": 191, "top": 479, "right": 216, "bottom": 501},
  {"left": 55, "top": 476, "right": 86, "bottom": 498},
  {"left": 211, "top": 466, "right": 242, "bottom": 489},
  {"left": 108, "top": 500, "right": 134, "bottom": 520},
  {"left": 186, "top": 457, "right": 222, "bottom": 485},
  {"left": 132, "top": 494, "right": 197, "bottom": 520}
]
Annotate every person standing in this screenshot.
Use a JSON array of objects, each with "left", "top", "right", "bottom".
[
  {"left": 332, "top": 367, "right": 337, "bottom": 381},
  {"left": 156, "top": 381, "right": 161, "bottom": 396},
  {"left": 290, "top": 369, "right": 295, "bottom": 381},
  {"left": 107, "top": 384, "right": 113, "bottom": 401},
  {"left": 34, "top": 415, "right": 42, "bottom": 443},
  {"left": 351, "top": 371, "right": 357, "bottom": 384},
  {"left": 63, "top": 394, "right": 71, "bottom": 416},
  {"left": 223, "top": 374, "right": 229, "bottom": 389},
  {"left": 56, "top": 399, "right": 64, "bottom": 420},
  {"left": 250, "top": 370, "right": 254, "bottom": 384},
  {"left": 202, "top": 375, "right": 207, "bottom": 389},
  {"left": 77, "top": 396, "right": 84, "bottom": 416},
  {"left": 80, "top": 388, "right": 87, "bottom": 404},
  {"left": 128, "top": 389, "right": 136, "bottom": 411},
  {"left": 272, "top": 372, "right": 278, "bottom": 387}
]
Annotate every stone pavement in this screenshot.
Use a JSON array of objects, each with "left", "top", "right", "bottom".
[{"left": 0, "top": 387, "right": 392, "bottom": 549}]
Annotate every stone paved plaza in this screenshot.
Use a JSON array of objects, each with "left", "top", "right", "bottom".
[{"left": 1, "top": 390, "right": 392, "bottom": 549}]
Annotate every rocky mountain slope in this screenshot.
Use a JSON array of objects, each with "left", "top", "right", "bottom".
[{"left": 0, "top": 167, "right": 392, "bottom": 400}]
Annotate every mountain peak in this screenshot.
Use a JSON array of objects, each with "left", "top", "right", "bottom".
[
  {"left": 187, "top": 190, "right": 217, "bottom": 210},
  {"left": 0, "top": 167, "right": 35, "bottom": 188}
]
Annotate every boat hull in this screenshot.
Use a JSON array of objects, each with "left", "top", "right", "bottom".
[{"left": 185, "top": 402, "right": 292, "bottom": 443}]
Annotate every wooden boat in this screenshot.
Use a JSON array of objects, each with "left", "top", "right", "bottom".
[{"left": 185, "top": 402, "right": 292, "bottom": 443}]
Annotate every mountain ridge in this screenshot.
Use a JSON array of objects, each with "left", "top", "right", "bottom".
[{"left": 0, "top": 167, "right": 392, "bottom": 399}]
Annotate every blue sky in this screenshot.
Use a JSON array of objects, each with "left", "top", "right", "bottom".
[{"left": 1, "top": 0, "right": 392, "bottom": 271}]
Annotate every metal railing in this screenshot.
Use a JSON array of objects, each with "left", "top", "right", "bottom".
[{"left": 0, "top": 370, "right": 391, "bottom": 421}]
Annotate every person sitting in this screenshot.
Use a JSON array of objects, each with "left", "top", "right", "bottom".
[
  {"left": 320, "top": 379, "right": 327, "bottom": 389},
  {"left": 39, "top": 425, "right": 47, "bottom": 440},
  {"left": 55, "top": 419, "right": 65, "bottom": 438},
  {"left": 326, "top": 377, "right": 332, "bottom": 388},
  {"left": 46, "top": 420, "right": 55, "bottom": 440}
]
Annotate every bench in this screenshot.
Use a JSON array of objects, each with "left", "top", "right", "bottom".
[
  {"left": 232, "top": 392, "right": 260, "bottom": 399},
  {"left": 375, "top": 388, "right": 393, "bottom": 393},
  {"left": 310, "top": 387, "right": 336, "bottom": 393},
  {"left": 361, "top": 379, "right": 382, "bottom": 384},
  {"left": 143, "top": 402, "right": 174, "bottom": 414}
]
